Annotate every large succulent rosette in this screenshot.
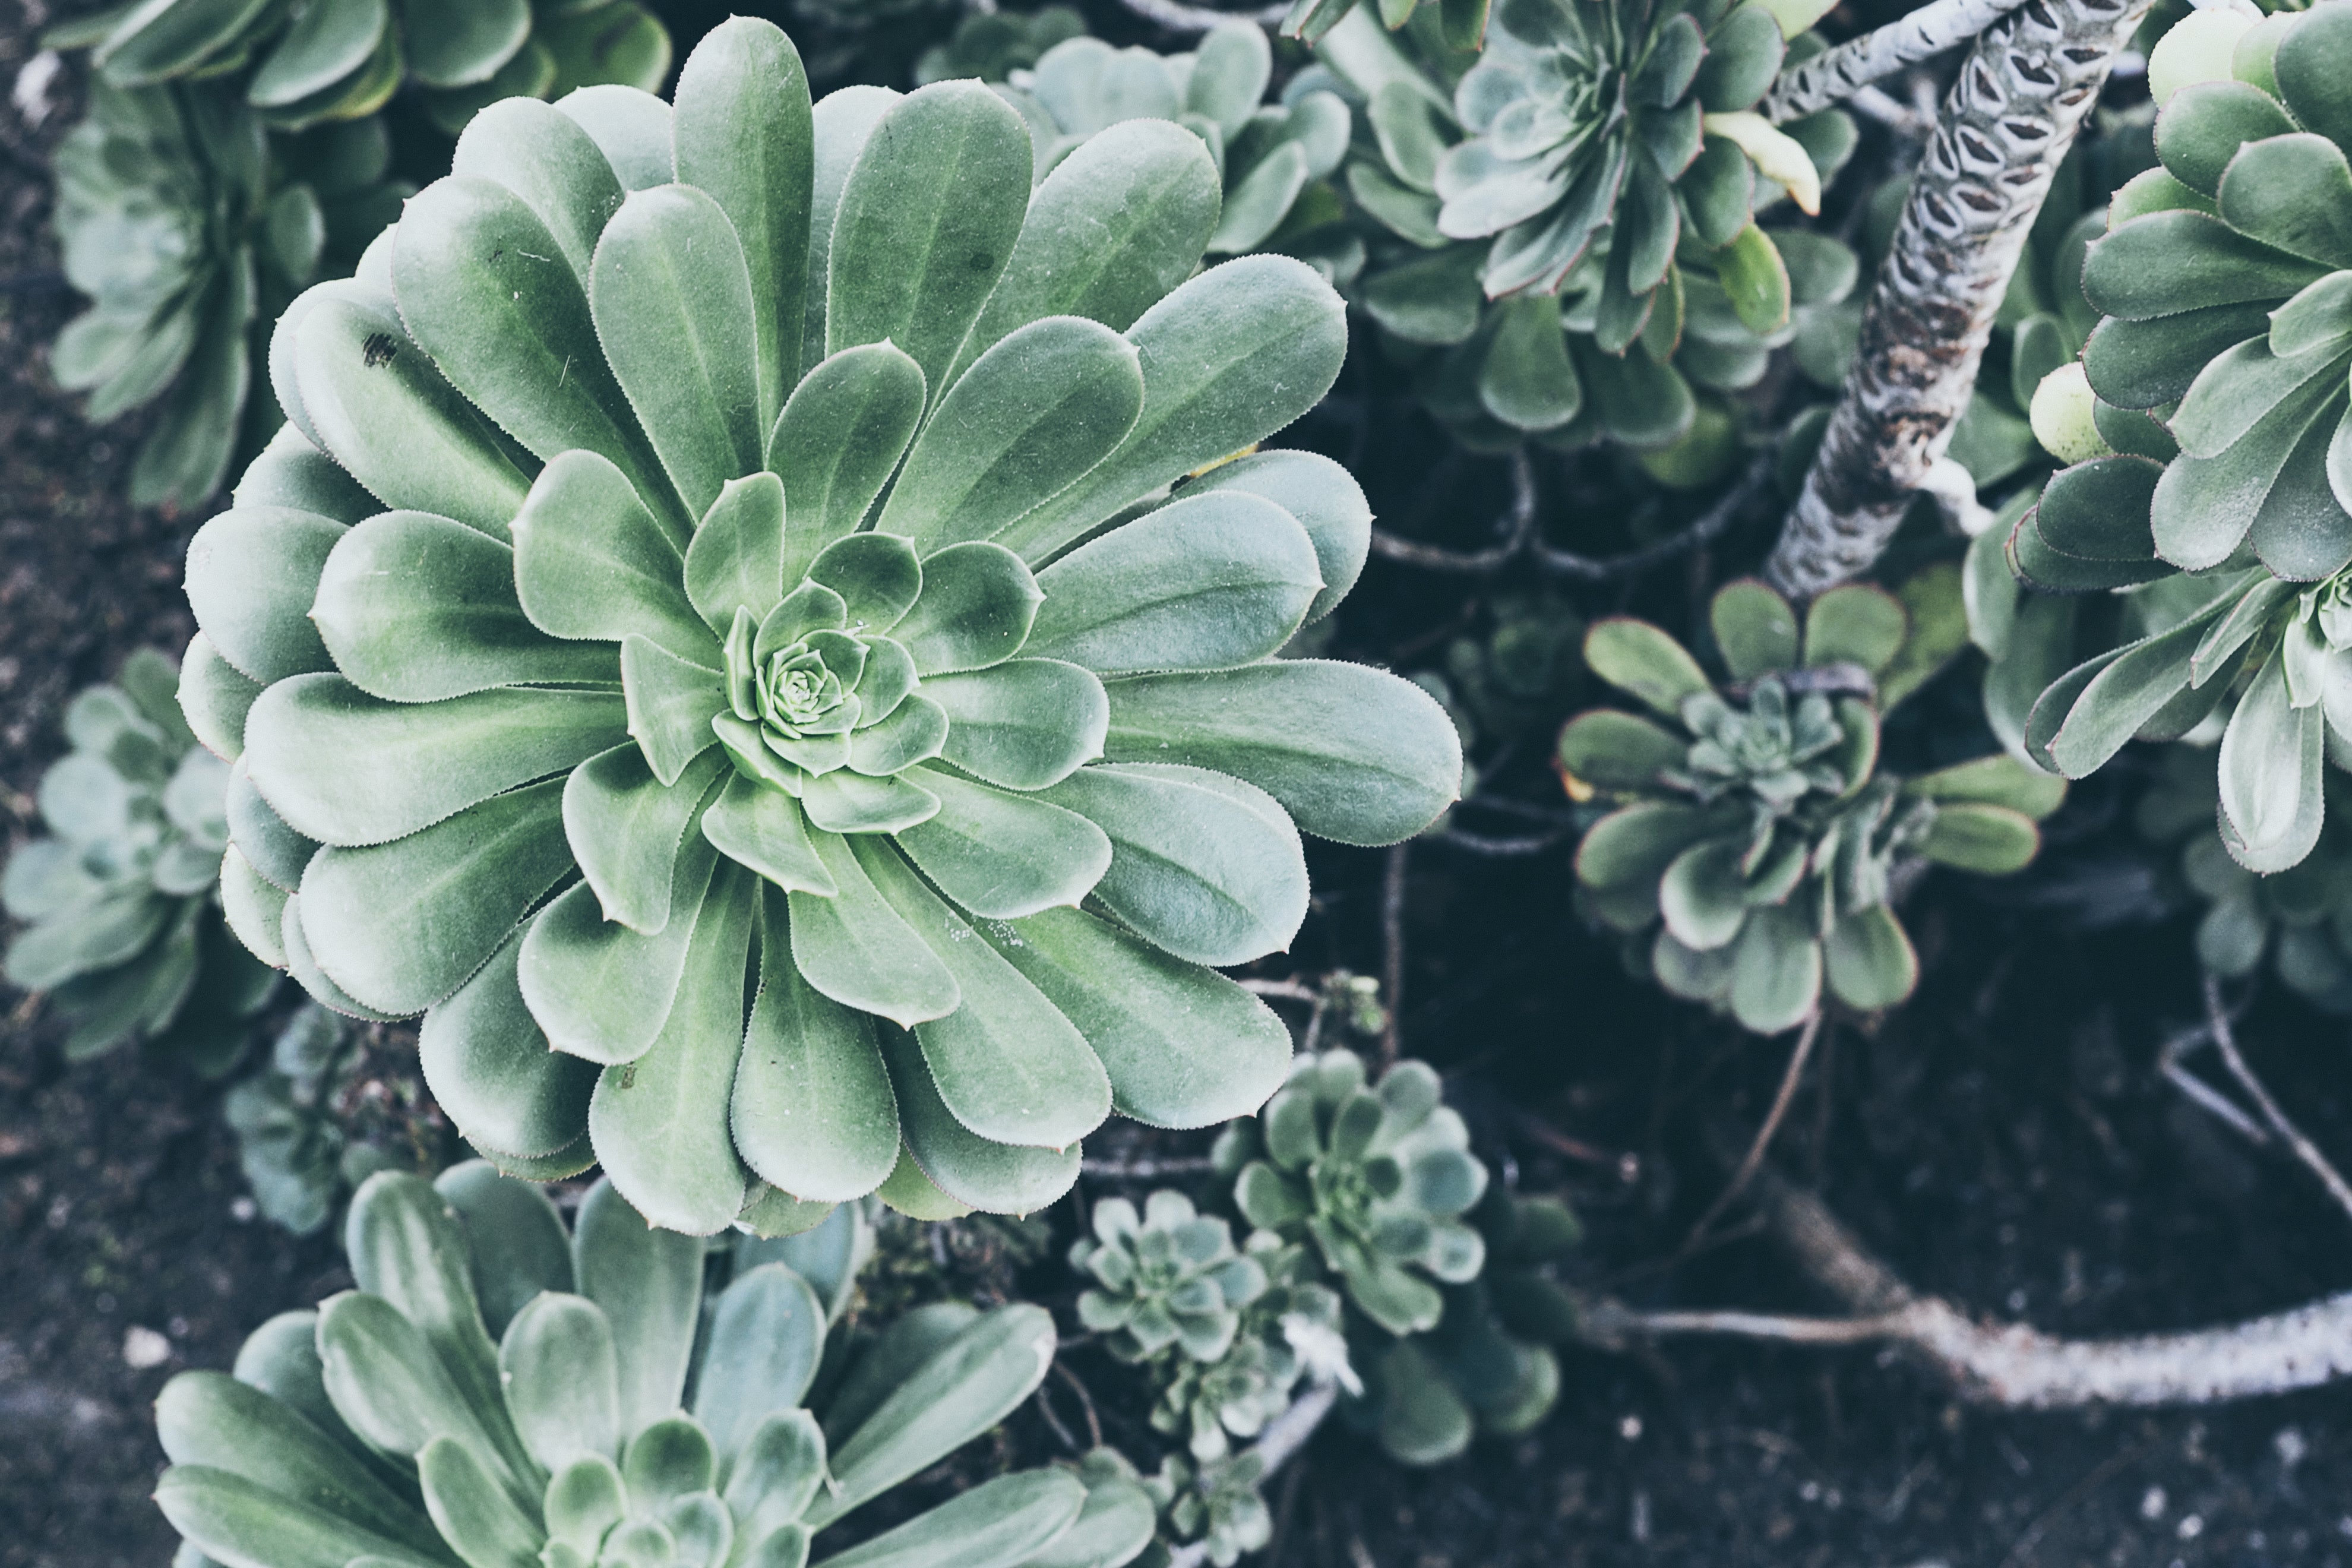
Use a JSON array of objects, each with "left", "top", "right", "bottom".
[
  {"left": 179, "top": 20, "right": 1462, "bottom": 1234},
  {"left": 2009, "top": 5, "right": 2352, "bottom": 872}
]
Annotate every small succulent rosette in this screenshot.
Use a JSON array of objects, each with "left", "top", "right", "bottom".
[
  {"left": 998, "top": 24, "right": 1351, "bottom": 261},
  {"left": 182, "top": 18, "right": 1462, "bottom": 1233},
  {"left": 2139, "top": 745, "right": 2352, "bottom": 1011},
  {"left": 1074, "top": 1190, "right": 1268, "bottom": 1365},
  {"left": 2003, "top": 4, "right": 2352, "bottom": 874},
  {"left": 49, "top": 80, "right": 410, "bottom": 507},
  {"left": 2, "top": 650, "right": 274, "bottom": 1074},
  {"left": 1360, "top": 1185, "right": 1579, "bottom": 1465},
  {"left": 1322, "top": 4, "right": 1857, "bottom": 453},
  {"left": 53, "top": 0, "right": 670, "bottom": 137},
  {"left": 1145, "top": 1233, "right": 1347, "bottom": 1461},
  {"left": 155, "top": 1164, "right": 1158, "bottom": 1568},
  {"left": 1560, "top": 577, "right": 2066, "bottom": 1032},
  {"left": 1215, "top": 1049, "right": 1489, "bottom": 1338}
]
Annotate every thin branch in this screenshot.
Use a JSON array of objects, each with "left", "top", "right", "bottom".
[
  {"left": 2157, "top": 1022, "right": 2271, "bottom": 1146},
  {"left": 1112, "top": 0, "right": 1286, "bottom": 32},
  {"left": 1763, "top": 0, "right": 2034, "bottom": 122},
  {"left": 1367, "top": 449, "right": 1536, "bottom": 573},
  {"left": 1531, "top": 456, "right": 1770, "bottom": 581},
  {"left": 2202, "top": 975, "right": 2352, "bottom": 1222},
  {"left": 1579, "top": 1175, "right": 2352, "bottom": 1407},
  {"left": 1379, "top": 842, "right": 1408, "bottom": 1071},
  {"left": 1765, "top": 0, "right": 2151, "bottom": 597},
  {"left": 1683, "top": 1010, "right": 1824, "bottom": 1247}
]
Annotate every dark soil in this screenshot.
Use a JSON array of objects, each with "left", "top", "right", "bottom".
[{"left": 5, "top": 5, "right": 2351, "bottom": 1568}]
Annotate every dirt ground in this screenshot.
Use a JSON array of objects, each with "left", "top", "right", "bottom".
[{"left": 5, "top": 4, "right": 2352, "bottom": 1567}]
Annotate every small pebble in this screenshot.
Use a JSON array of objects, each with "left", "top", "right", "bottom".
[
  {"left": 2276, "top": 1427, "right": 2309, "bottom": 1468},
  {"left": 2176, "top": 1515, "right": 2203, "bottom": 1541},
  {"left": 1618, "top": 1415, "right": 1642, "bottom": 1440},
  {"left": 2141, "top": 1487, "right": 2167, "bottom": 1520},
  {"left": 122, "top": 1326, "right": 171, "bottom": 1370},
  {"left": 231, "top": 1196, "right": 258, "bottom": 1222}
]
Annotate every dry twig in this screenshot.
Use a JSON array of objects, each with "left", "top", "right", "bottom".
[
  {"left": 1579, "top": 1173, "right": 2352, "bottom": 1407},
  {"left": 2201, "top": 975, "right": 2352, "bottom": 1221},
  {"left": 1682, "top": 1011, "right": 1825, "bottom": 1247}
]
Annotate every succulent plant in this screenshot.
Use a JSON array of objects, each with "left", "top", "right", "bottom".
[
  {"left": 48, "top": 78, "right": 405, "bottom": 508},
  {"left": 2139, "top": 745, "right": 2352, "bottom": 1011},
  {"left": 1560, "top": 575, "right": 2066, "bottom": 1031},
  {"left": 1215, "top": 1049, "right": 1488, "bottom": 1337},
  {"left": 220, "top": 1002, "right": 400, "bottom": 1234},
  {"left": 1144, "top": 1452, "right": 1273, "bottom": 1568},
  {"left": 997, "top": 25, "right": 1353, "bottom": 261},
  {"left": 181, "top": 18, "right": 1462, "bottom": 1234},
  {"left": 154, "top": 1162, "right": 1158, "bottom": 1568},
  {"left": 2002, "top": 4, "right": 2352, "bottom": 874},
  {"left": 3, "top": 650, "right": 275, "bottom": 1074},
  {"left": 1322, "top": 7, "right": 1857, "bottom": 452},
  {"left": 1149, "top": 1237, "right": 1348, "bottom": 1461},
  {"left": 1358, "top": 1185, "right": 1576, "bottom": 1465},
  {"left": 1073, "top": 1191, "right": 1267, "bottom": 1364},
  {"left": 53, "top": 0, "right": 671, "bottom": 137},
  {"left": 917, "top": 5, "right": 1088, "bottom": 87}
]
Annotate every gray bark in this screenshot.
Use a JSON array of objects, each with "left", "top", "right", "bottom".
[
  {"left": 1762, "top": 0, "right": 2034, "bottom": 124},
  {"left": 1763, "top": 0, "right": 2152, "bottom": 599},
  {"left": 1580, "top": 1177, "right": 2352, "bottom": 1408}
]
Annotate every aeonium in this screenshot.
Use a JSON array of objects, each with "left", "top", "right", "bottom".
[{"left": 179, "top": 18, "right": 1463, "bottom": 1234}]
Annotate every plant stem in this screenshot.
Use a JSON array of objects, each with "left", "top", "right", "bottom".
[
  {"left": 1682, "top": 1009, "right": 1823, "bottom": 1247},
  {"left": 1763, "top": 0, "right": 2153, "bottom": 598},
  {"left": 1580, "top": 1174, "right": 2352, "bottom": 1407},
  {"left": 2201, "top": 976, "right": 2352, "bottom": 1223},
  {"left": 1762, "top": 0, "right": 2035, "bottom": 123}
]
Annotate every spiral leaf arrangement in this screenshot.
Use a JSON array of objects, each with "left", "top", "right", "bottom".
[
  {"left": 179, "top": 18, "right": 1462, "bottom": 1234},
  {"left": 154, "top": 1164, "right": 1156, "bottom": 1568},
  {"left": 2011, "top": 4, "right": 2352, "bottom": 873},
  {"left": 2, "top": 650, "right": 276, "bottom": 1074},
  {"left": 1561, "top": 577, "right": 2063, "bottom": 1032}
]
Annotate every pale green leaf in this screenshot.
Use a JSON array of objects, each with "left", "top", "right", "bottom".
[
  {"left": 1025, "top": 490, "right": 1323, "bottom": 675},
  {"left": 734, "top": 887, "right": 900, "bottom": 1202},
  {"left": 315, "top": 510, "right": 617, "bottom": 701},
  {"left": 1099, "top": 660, "right": 1460, "bottom": 846},
  {"left": 590, "top": 184, "right": 764, "bottom": 520},
  {"left": 244, "top": 675, "right": 627, "bottom": 846},
  {"left": 927, "top": 660, "right": 1107, "bottom": 789}
]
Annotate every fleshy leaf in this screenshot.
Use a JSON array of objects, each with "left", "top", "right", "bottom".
[
  {"left": 1099, "top": 661, "right": 1460, "bottom": 846},
  {"left": 788, "top": 830, "right": 961, "bottom": 1028},
  {"left": 893, "top": 766, "right": 1112, "bottom": 919},
  {"left": 1024, "top": 491, "right": 1323, "bottom": 676},
  {"left": 875, "top": 315, "right": 1145, "bottom": 554},
  {"left": 734, "top": 889, "right": 901, "bottom": 1202},
  {"left": 927, "top": 660, "right": 1108, "bottom": 790},
  {"left": 588, "top": 861, "right": 758, "bottom": 1234}
]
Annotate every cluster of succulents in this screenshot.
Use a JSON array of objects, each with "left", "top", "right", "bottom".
[
  {"left": 1561, "top": 576, "right": 2066, "bottom": 1032},
  {"left": 996, "top": 23, "right": 1354, "bottom": 263},
  {"left": 1207, "top": 1048, "right": 1582, "bottom": 1465},
  {"left": 156, "top": 1162, "right": 1158, "bottom": 1568},
  {"left": 1074, "top": 1191, "right": 1267, "bottom": 1366},
  {"left": 181, "top": 17, "right": 1460, "bottom": 1234},
  {"left": 1326, "top": 1, "right": 1857, "bottom": 453},
  {"left": 1218, "top": 1051, "right": 1488, "bottom": 1338},
  {"left": 2, "top": 650, "right": 275, "bottom": 1074},
  {"left": 2006, "top": 4, "right": 2352, "bottom": 873},
  {"left": 54, "top": 0, "right": 669, "bottom": 137}
]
